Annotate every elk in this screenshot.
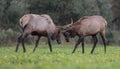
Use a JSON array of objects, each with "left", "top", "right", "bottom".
[
  {"left": 61, "top": 16, "right": 107, "bottom": 54},
  {"left": 15, "top": 14, "right": 61, "bottom": 53}
]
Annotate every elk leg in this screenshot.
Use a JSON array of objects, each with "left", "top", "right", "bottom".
[
  {"left": 21, "top": 33, "right": 29, "bottom": 53},
  {"left": 72, "top": 36, "right": 83, "bottom": 53},
  {"left": 81, "top": 38, "right": 84, "bottom": 54},
  {"left": 47, "top": 33, "right": 52, "bottom": 52},
  {"left": 33, "top": 36, "right": 41, "bottom": 52},
  {"left": 91, "top": 35, "right": 98, "bottom": 54},
  {"left": 21, "top": 37, "right": 26, "bottom": 53},
  {"left": 100, "top": 33, "right": 107, "bottom": 53},
  {"left": 15, "top": 34, "right": 22, "bottom": 52}
]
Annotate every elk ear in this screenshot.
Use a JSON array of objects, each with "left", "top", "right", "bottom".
[{"left": 71, "top": 18, "right": 73, "bottom": 24}]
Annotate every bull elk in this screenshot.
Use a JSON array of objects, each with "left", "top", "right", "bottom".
[
  {"left": 16, "top": 14, "right": 61, "bottom": 53},
  {"left": 61, "top": 16, "right": 107, "bottom": 54}
]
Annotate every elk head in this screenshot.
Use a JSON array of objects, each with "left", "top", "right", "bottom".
[{"left": 61, "top": 18, "right": 76, "bottom": 42}]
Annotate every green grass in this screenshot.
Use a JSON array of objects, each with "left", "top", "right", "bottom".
[{"left": 0, "top": 44, "right": 120, "bottom": 69}]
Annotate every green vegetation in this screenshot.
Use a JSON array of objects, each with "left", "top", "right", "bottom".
[{"left": 0, "top": 44, "right": 120, "bottom": 69}]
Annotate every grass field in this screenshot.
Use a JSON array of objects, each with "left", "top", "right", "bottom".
[{"left": 0, "top": 44, "right": 120, "bottom": 69}]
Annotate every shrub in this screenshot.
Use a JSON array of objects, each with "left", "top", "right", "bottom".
[{"left": 0, "top": 28, "right": 34, "bottom": 46}]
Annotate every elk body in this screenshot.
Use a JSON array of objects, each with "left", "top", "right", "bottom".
[
  {"left": 62, "top": 16, "right": 107, "bottom": 54},
  {"left": 16, "top": 14, "right": 61, "bottom": 53}
]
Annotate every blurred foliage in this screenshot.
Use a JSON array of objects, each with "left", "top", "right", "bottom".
[
  {"left": 0, "top": 0, "right": 119, "bottom": 45},
  {"left": 0, "top": 28, "right": 19, "bottom": 45},
  {"left": 0, "top": 28, "right": 34, "bottom": 45}
]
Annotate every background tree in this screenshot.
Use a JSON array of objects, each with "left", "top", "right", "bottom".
[{"left": 112, "top": 0, "right": 120, "bottom": 30}]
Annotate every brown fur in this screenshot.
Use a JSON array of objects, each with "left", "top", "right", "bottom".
[
  {"left": 62, "top": 15, "right": 107, "bottom": 54},
  {"left": 16, "top": 14, "right": 61, "bottom": 53},
  {"left": 20, "top": 14, "right": 32, "bottom": 28}
]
